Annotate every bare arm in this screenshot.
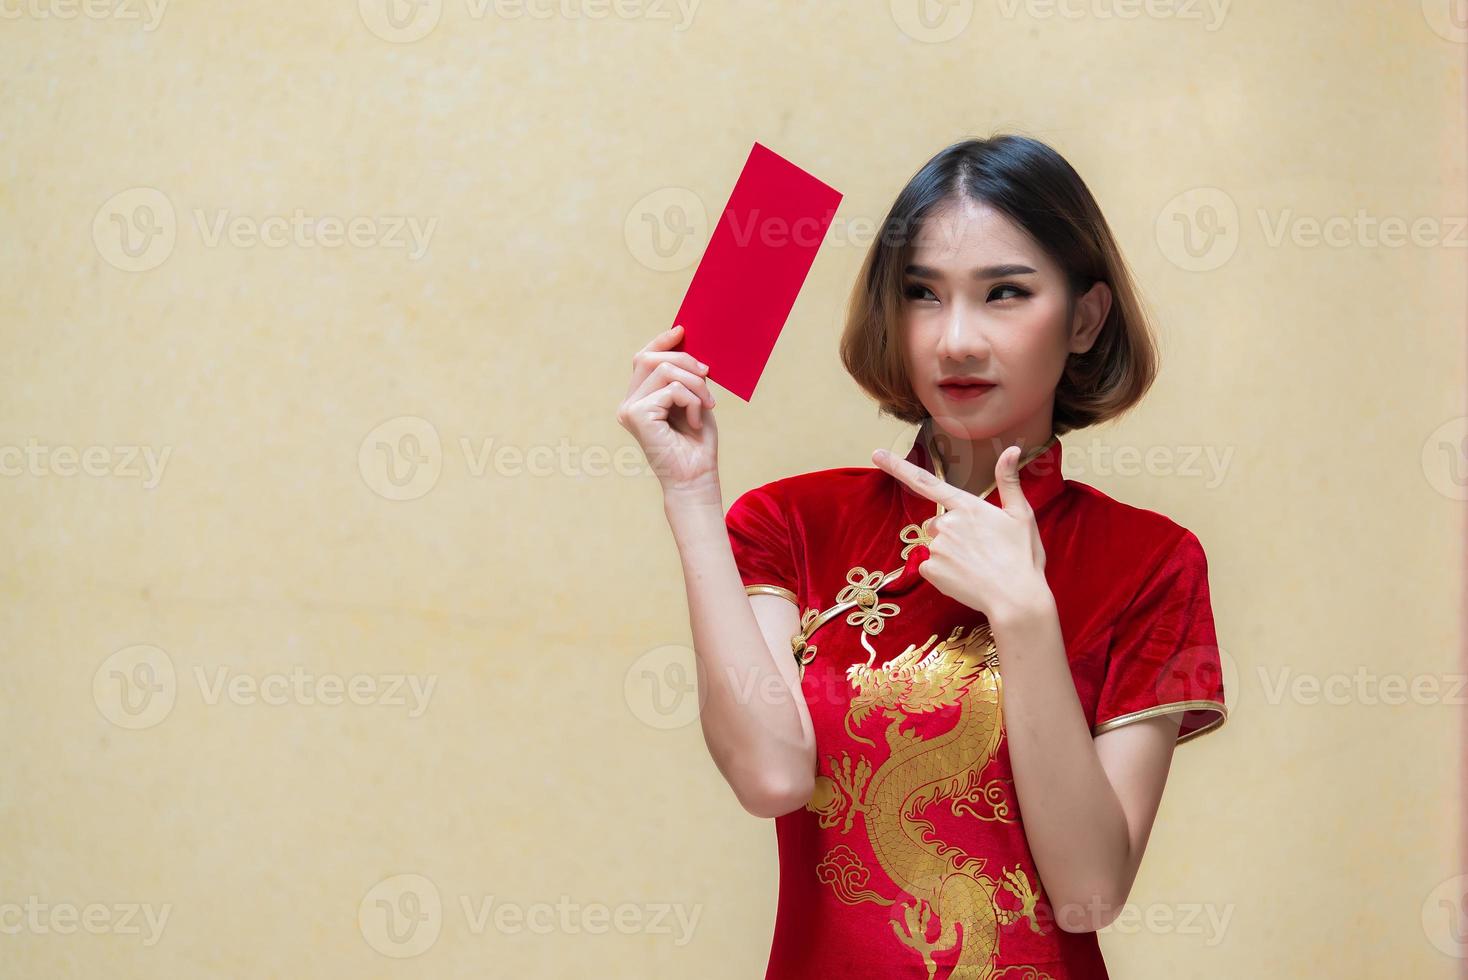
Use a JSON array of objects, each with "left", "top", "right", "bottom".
[
  {"left": 664, "top": 489, "right": 816, "bottom": 817},
  {"left": 617, "top": 324, "right": 816, "bottom": 818},
  {"left": 990, "top": 591, "right": 1181, "bottom": 933}
]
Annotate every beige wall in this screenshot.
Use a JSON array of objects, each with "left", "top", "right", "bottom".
[{"left": 0, "top": 2, "right": 1462, "bottom": 977}]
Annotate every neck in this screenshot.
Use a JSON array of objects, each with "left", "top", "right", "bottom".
[{"left": 924, "top": 418, "right": 1055, "bottom": 505}]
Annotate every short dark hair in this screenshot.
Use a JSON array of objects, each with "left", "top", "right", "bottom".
[{"left": 839, "top": 133, "right": 1159, "bottom": 435}]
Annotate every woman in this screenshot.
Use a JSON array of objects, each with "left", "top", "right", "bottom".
[{"left": 616, "top": 134, "right": 1228, "bottom": 979}]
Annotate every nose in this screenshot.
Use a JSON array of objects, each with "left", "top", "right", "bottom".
[{"left": 935, "top": 301, "right": 992, "bottom": 363}]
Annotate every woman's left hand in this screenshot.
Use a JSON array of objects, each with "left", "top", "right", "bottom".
[{"left": 873, "top": 444, "right": 1051, "bottom": 623}]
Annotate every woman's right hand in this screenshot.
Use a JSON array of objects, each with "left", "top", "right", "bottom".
[{"left": 616, "top": 324, "right": 720, "bottom": 498}]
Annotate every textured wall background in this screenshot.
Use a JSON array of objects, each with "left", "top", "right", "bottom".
[{"left": 0, "top": 2, "right": 1463, "bottom": 977}]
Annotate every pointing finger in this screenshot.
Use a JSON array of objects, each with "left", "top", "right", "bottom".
[{"left": 873, "top": 448, "right": 969, "bottom": 510}]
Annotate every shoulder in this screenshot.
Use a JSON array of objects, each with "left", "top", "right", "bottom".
[
  {"left": 724, "top": 464, "right": 890, "bottom": 546},
  {"left": 735, "top": 463, "right": 887, "bottom": 513},
  {"left": 1061, "top": 479, "right": 1204, "bottom": 570}
]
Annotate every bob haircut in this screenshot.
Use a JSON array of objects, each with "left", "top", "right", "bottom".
[{"left": 839, "top": 134, "right": 1158, "bottom": 436}]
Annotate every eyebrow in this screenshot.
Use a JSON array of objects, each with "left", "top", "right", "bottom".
[{"left": 904, "top": 263, "right": 1038, "bottom": 279}]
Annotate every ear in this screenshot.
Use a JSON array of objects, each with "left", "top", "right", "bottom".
[{"left": 1070, "top": 280, "right": 1112, "bottom": 355}]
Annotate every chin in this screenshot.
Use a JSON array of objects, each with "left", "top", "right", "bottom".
[{"left": 923, "top": 409, "right": 1006, "bottom": 443}]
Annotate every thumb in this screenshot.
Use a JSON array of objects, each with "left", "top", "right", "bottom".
[{"left": 995, "top": 445, "right": 1031, "bottom": 517}]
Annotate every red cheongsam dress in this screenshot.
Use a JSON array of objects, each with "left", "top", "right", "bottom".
[{"left": 723, "top": 421, "right": 1228, "bottom": 980}]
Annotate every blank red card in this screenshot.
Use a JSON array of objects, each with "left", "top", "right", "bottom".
[{"left": 672, "top": 142, "right": 842, "bottom": 401}]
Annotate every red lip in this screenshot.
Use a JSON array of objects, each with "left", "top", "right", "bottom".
[{"left": 939, "top": 380, "right": 996, "bottom": 401}]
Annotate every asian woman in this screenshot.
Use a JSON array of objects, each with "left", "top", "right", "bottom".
[{"left": 616, "top": 133, "right": 1227, "bottom": 979}]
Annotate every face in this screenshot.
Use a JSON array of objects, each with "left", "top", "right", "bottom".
[{"left": 899, "top": 196, "right": 1108, "bottom": 444}]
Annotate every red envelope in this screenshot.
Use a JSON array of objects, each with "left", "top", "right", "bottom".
[{"left": 672, "top": 142, "right": 842, "bottom": 401}]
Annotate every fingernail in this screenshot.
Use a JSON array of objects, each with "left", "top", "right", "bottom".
[{"left": 698, "top": 361, "right": 709, "bottom": 371}]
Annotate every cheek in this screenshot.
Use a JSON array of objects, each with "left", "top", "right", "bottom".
[
  {"left": 992, "top": 333, "right": 1057, "bottom": 377},
  {"left": 899, "top": 317, "right": 921, "bottom": 359},
  {"left": 901, "top": 318, "right": 937, "bottom": 380},
  {"left": 1022, "top": 294, "right": 1070, "bottom": 335},
  {"left": 1003, "top": 302, "right": 1071, "bottom": 367}
]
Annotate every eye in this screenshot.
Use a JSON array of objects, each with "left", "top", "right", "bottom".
[
  {"left": 990, "top": 283, "right": 1031, "bottom": 301},
  {"left": 903, "top": 282, "right": 937, "bottom": 302}
]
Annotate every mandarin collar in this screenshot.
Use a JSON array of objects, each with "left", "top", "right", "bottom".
[{"left": 899, "top": 420, "right": 1065, "bottom": 524}]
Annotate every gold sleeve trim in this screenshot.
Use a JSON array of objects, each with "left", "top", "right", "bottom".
[
  {"left": 744, "top": 583, "right": 799, "bottom": 605},
  {"left": 1091, "top": 699, "right": 1228, "bottom": 745}
]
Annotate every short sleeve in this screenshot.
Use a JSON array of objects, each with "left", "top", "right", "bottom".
[
  {"left": 724, "top": 482, "right": 800, "bottom": 606},
  {"left": 1092, "top": 529, "right": 1228, "bottom": 745}
]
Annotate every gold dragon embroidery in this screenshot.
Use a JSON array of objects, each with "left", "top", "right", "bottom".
[
  {"left": 780, "top": 424, "right": 1062, "bottom": 977},
  {"left": 804, "top": 622, "right": 1055, "bottom": 980}
]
